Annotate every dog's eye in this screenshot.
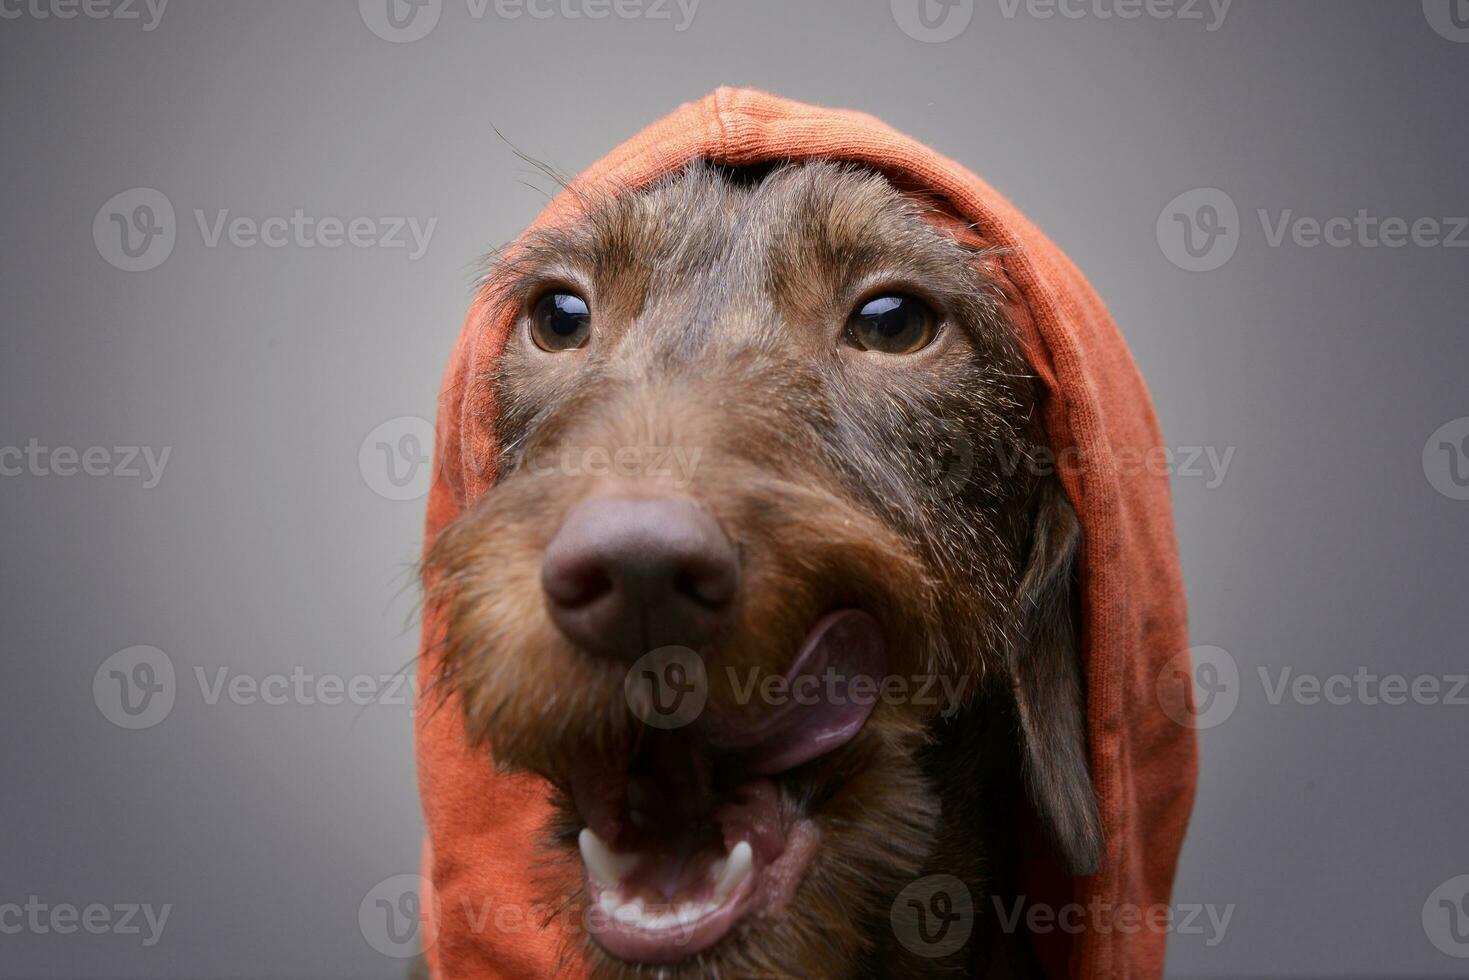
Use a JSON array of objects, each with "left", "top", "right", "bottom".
[
  {"left": 529, "top": 291, "right": 591, "bottom": 351},
  {"left": 846, "top": 294, "right": 936, "bottom": 354}
]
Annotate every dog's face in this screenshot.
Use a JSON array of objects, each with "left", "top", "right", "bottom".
[{"left": 427, "top": 161, "right": 1099, "bottom": 977}]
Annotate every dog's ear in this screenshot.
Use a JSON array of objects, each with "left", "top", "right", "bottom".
[{"left": 1008, "top": 479, "right": 1103, "bottom": 876}]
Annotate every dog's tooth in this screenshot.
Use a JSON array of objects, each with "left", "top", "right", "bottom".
[
  {"left": 613, "top": 897, "right": 645, "bottom": 925},
  {"left": 713, "top": 840, "right": 754, "bottom": 900},
  {"left": 643, "top": 905, "right": 679, "bottom": 930},
  {"left": 677, "top": 901, "right": 710, "bottom": 926},
  {"left": 578, "top": 828, "right": 639, "bottom": 888}
]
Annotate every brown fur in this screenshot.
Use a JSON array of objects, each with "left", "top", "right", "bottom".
[{"left": 424, "top": 161, "right": 1099, "bottom": 978}]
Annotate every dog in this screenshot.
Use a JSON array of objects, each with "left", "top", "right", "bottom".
[{"left": 423, "top": 159, "right": 1101, "bottom": 978}]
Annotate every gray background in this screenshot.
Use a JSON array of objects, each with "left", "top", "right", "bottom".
[{"left": 2, "top": 0, "right": 1467, "bottom": 977}]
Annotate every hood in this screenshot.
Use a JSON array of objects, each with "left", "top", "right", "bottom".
[{"left": 416, "top": 87, "right": 1196, "bottom": 980}]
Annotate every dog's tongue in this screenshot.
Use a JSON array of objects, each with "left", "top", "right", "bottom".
[{"left": 705, "top": 609, "right": 887, "bottom": 774}]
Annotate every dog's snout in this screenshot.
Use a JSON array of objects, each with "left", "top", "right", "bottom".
[{"left": 542, "top": 496, "right": 737, "bottom": 659}]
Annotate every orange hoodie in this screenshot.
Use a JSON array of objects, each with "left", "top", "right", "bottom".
[{"left": 417, "top": 87, "right": 1196, "bottom": 980}]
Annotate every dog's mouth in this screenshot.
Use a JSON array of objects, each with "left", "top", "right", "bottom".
[
  {"left": 570, "top": 609, "right": 887, "bottom": 964},
  {"left": 574, "top": 774, "right": 817, "bottom": 965}
]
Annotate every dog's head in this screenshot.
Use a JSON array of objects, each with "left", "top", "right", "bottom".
[{"left": 426, "top": 160, "right": 1100, "bottom": 976}]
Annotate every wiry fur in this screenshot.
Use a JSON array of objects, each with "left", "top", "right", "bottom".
[{"left": 423, "top": 161, "right": 1099, "bottom": 978}]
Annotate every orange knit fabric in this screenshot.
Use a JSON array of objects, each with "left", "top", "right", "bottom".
[{"left": 417, "top": 87, "right": 1196, "bottom": 980}]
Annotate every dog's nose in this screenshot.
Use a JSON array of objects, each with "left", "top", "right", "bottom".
[{"left": 542, "top": 496, "right": 737, "bottom": 659}]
